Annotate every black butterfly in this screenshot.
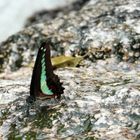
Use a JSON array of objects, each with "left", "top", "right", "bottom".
[{"left": 28, "top": 40, "right": 64, "bottom": 104}]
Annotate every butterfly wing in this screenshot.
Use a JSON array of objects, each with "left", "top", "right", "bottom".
[{"left": 30, "top": 41, "right": 64, "bottom": 100}]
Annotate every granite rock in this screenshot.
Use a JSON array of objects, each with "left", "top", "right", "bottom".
[
  {"left": 0, "top": 0, "right": 140, "bottom": 72},
  {"left": 0, "top": 1, "right": 140, "bottom": 139},
  {"left": 0, "top": 62, "right": 140, "bottom": 139}
]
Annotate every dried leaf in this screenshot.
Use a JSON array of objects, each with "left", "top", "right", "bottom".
[{"left": 51, "top": 55, "right": 83, "bottom": 68}]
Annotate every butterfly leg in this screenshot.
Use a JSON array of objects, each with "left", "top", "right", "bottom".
[
  {"left": 34, "top": 100, "right": 42, "bottom": 114},
  {"left": 26, "top": 95, "right": 36, "bottom": 116}
]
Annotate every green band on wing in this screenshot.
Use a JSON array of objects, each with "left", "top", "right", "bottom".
[
  {"left": 40, "top": 51, "right": 53, "bottom": 95},
  {"left": 43, "top": 48, "right": 46, "bottom": 52}
]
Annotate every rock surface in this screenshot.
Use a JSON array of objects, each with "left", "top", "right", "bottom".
[
  {"left": 0, "top": 61, "right": 140, "bottom": 139},
  {"left": 0, "top": 0, "right": 140, "bottom": 139},
  {"left": 24, "top": 0, "right": 90, "bottom": 27},
  {"left": 0, "top": 0, "right": 140, "bottom": 72}
]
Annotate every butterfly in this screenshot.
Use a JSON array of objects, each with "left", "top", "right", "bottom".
[{"left": 28, "top": 41, "right": 64, "bottom": 103}]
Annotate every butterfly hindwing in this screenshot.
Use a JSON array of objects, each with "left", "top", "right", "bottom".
[{"left": 40, "top": 47, "right": 54, "bottom": 95}]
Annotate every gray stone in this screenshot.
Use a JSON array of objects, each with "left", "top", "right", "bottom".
[
  {"left": 0, "top": 0, "right": 140, "bottom": 139},
  {"left": 0, "top": 63, "right": 140, "bottom": 139},
  {"left": 0, "top": 0, "right": 140, "bottom": 72}
]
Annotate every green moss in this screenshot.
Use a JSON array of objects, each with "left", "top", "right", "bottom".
[
  {"left": 23, "top": 131, "right": 37, "bottom": 140},
  {"left": 57, "top": 123, "right": 65, "bottom": 134},
  {"left": 83, "top": 117, "right": 92, "bottom": 133},
  {"left": 7, "top": 123, "right": 21, "bottom": 140},
  {"left": 84, "top": 136, "right": 98, "bottom": 140},
  {"left": 0, "top": 108, "right": 10, "bottom": 126},
  {"left": 33, "top": 107, "right": 62, "bottom": 129}
]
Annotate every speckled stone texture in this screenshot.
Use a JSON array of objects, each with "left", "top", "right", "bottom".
[
  {"left": 24, "top": 0, "right": 90, "bottom": 27},
  {"left": 0, "top": 0, "right": 140, "bottom": 72},
  {"left": 0, "top": 0, "right": 140, "bottom": 139},
  {"left": 0, "top": 61, "right": 140, "bottom": 139}
]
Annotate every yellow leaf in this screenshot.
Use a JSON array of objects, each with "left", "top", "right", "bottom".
[{"left": 51, "top": 55, "right": 83, "bottom": 68}]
